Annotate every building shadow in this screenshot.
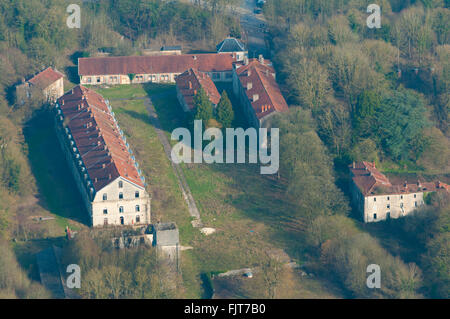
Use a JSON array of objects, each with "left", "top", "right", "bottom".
[{"left": 23, "top": 109, "right": 90, "bottom": 226}]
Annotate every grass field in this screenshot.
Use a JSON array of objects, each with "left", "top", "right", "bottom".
[{"left": 96, "top": 84, "right": 345, "bottom": 298}]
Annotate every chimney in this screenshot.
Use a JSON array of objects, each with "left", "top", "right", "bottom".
[
  {"left": 247, "top": 82, "right": 253, "bottom": 90},
  {"left": 258, "top": 54, "right": 264, "bottom": 64},
  {"left": 193, "top": 55, "right": 197, "bottom": 60},
  {"left": 253, "top": 94, "right": 259, "bottom": 102},
  {"left": 108, "top": 174, "right": 112, "bottom": 180}
]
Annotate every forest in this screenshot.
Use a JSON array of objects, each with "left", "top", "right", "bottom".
[
  {"left": 266, "top": 0, "right": 449, "bottom": 298},
  {"left": 0, "top": 0, "right": 448, "bottom": 299}
]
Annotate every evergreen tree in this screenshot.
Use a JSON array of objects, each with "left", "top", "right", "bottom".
[
  {"left": 194, "top": 88, "right": 213, "bottom": 123},
  {"left": 353, "top": 90, "right": 380, "bottom": 137},
  {"left": 215, "top": 90, "right": 234, "bottom": 128}
]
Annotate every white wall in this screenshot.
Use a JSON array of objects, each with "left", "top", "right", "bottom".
[
  {"left": 364, "top": 192, "right": 425, "bottom": 223},
  {"left": 92, "top": 177, "right": 151, "bottom": 227}
]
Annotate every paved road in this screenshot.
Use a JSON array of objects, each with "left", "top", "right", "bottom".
[{"left": 182, "top": 0, "right": 269, "bottom": 58}]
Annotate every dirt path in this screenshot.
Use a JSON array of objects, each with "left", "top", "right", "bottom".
[
  {"left": 109, "top": 92, "right": 203, "bottom": 228},
  {"left": 134, "top": 93, "right": 203, "bottom": 228}
]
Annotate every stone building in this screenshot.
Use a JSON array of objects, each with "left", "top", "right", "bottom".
[
  {"left": 16, "top": 67, "right": 64, "bottom": 104},
  {"left": 175, "top": 68, "right": 221, "bottom": 112},
  {"left": 55, "top": 85, "right": 151, "bottom": 227},
  {"left": 349, "top": 161, "right": 449, "bottom": 223},
  {"left": 232, "top": 56, "right": 289, "bottom": 128},
  {"left": 78, "top": 53, "right": 237, "bottom": 86},
  {"left": 216, "top": 37, "right": 247, "bottom": 62}
]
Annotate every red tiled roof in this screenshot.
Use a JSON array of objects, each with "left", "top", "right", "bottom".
[
  {"left": 57, "top": 85, "right": 145, "bottom": 191},
  {"left": 349, "top": 162, "right": 449, "bottom": 196},
  {"left": 235, "top": 59, "right": 289, "bottom": 119},
  {"left": 29, "top": 67, "right": 64, "bottom": 89},
  {"left": 78, "top": 53, "right": 236, "bottom": 76},
  {"left": 175, "top": 68, "right": 221, "bottom": 110}
]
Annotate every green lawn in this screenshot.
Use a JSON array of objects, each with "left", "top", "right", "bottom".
[{"left": 90, "top": 83, "right": 174, "bottom": 100}]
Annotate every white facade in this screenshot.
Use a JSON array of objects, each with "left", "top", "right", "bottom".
[
  {"left": 80, "top": 70, "right": 233, "bottom": 86},
  {"left": 363, "top": 192, "right": 425, "bottom": 223},
  {"left": 92, "top": 177, "right": 151, "bottom": 227}
]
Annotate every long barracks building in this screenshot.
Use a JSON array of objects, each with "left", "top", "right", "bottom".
[{"left": 55, "top": 85, "right": 151, "bottom": 227}]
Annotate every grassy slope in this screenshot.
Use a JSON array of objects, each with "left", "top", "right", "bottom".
[{"left": 96, "top": 84, "right": 344, "bottom": 298}]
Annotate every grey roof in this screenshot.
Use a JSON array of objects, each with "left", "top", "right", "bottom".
[
  {"left": 153, "top": 222, "right": 179, "bottom": 246},
  {"left": 216, "top": 38, "right": 246, "bottom": 53}
]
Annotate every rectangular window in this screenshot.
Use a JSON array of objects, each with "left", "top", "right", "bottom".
[
  {"left": 103, "top": 209, "right": 108, "bottom": 215},
  {"left": 103, "top": 193, "right": 107, "bottom": 201},
  {"left": 135, "top": 191, "right": 139, "bottom": 198},
  {"left": 136, "top": 215, "right": 140, "bottom": 223},
  {"left": 387, "top": 196, "right": 390, "bottom": 201},
  {"left": 400, "top": 203, "right": 404, "bottom": 208},
  {"left": 87, "top": 77, "right": 92, "bottom": 83},
  {"left": 119, "top": 192, "right": 123, "bottom": 199},
  {"left": 135, "top": 205, "right": 140, "bottom": 212},
  {"left": 414, "top": 194, "right": 417, "bottom": 198},
  {"left": 104, "top": 218, "right": 108, "bottom": 225},
  {"left": 97, "top": 77, "right": 101, "bottom": 83},
  {"left": 374, "top": 198, "right": 376, "bottom": 202},
  {"left": 415, "top": 201, "right": 418, "bottom": 207},
  {"left": 119, "top": 206, "right": 124, "bottom": 213},
  {"left": 401, "top": 195, "right": 403, "bottom": 199},
  {"left": 119, "top": 181, "right": 123, "bottom": 188},
  {"left": 373, "top": 213, "right": 377, "bottom": 220},
  {"left": 387, "top": 204, "right": 390, "bottom": 209}
]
